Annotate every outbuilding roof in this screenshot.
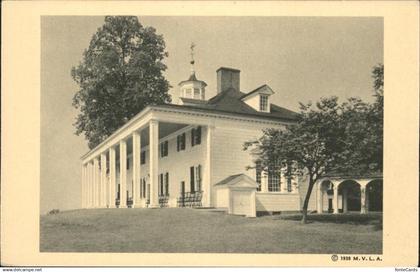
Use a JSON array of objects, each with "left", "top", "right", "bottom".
[{"left": 214, "top": 173, "right": 258, "bottom": 188}]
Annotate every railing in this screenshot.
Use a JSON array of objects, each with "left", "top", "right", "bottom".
[
  {"left": 177, "top": 191, "right": 203, "bottom": 208},
  {"left": 159, "top": 195, "right": 170, "bottom": 208},
  {"left": 115, "top": 198, "right": 133, "bottom": 208}
]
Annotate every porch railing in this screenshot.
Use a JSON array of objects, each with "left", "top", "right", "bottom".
[
  {"left": 159, "top": 195, "right": 170, "bottom": 208},
  {"left": 177, "top": 191, "right": 203, "bottom": 208}
]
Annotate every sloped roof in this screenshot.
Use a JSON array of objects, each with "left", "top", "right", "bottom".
[
  {"left": 214, "top": 173, "right": 258, "bottom": 188},
  {"left": 178, "top": 73, "right": 208, "bottom": 87},
  {"left": 240, "top": 84, "right": 274, "bottom": 100},
  {"left": 174, "top": 87, "right": 298, "bottom": 122},
  {"left": 179, "top": 97, "right": 208, "bottom": 105}
]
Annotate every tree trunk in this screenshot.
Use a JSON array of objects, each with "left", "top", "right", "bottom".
[{"left": 301, "top": 177, "right": 316, "bottom": 224}]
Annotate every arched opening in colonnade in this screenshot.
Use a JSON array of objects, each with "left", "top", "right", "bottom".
[{"left": 338, "top": 179, "right": 361, "bottom": 213}]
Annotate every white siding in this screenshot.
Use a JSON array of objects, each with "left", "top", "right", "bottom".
[
  {"left": 215, "top": 187, "right": 229, "bottom": 208},
  {"left": 210, "top": 121, "right": 285, "bottom": 206},
  {"left": 256, "top": 193, "right": 300, "bottom": 212}
]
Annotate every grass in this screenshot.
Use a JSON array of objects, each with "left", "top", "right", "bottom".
[{"left": 40, "top": 208, "right": 382, "bottom": 253}]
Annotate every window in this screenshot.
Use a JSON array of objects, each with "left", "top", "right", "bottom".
[
  {"left": 195, "top": 165, "right": 202, "bottom": 192},
  {"left": 165, "top": 172, "right": 169, "bottom": 196},
  {"left": 159, "top": 173, "right": 164, "bottom": 196},
  {"left": 141, "top": 178, "right": 146, "bottom": 198},
  {"left": 287, "top": 176, "right": 292, "bottom": 192},
  {"left": 190, "top": 166, "right": 195, "bottom": 193},
  {"left": 140, "top": 151, "right": 146, "bottom": 165},
  {"left": 260, "top": 95, "right": 268, "bottom": 112},
  {"left": 191, "top": 126, "right": 202, "bottom": 146},
  {"left": 255, "top": 161, "right": 262, "bottom": 192},
  {"left": 268, "top": 171, "right": 280, "bottom": 192},
  {"left": 160, "top": 141, "right": 168, "bottom": 157},
  {"left": 193, "top": 88, "right": 201, "bottom": 99},
  {"left": 127, "top": 158, "right": 130, "bottom": 170},
  {"left": 177, "top": 133, "right": 186, "bottom": 151},
  {"left": 185, "top": 88, "right": 192, "bottom": 98}
]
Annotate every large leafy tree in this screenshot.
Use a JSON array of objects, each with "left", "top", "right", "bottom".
[
  {"left": 244, "top": 64, "right": 383, "bottom": 223},
  {"left": 72, "top": 16, "right": 171, "bottom": 149}
]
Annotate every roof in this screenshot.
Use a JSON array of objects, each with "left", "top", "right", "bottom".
[
  {"left": 175, "top": 87, "right": 298, "bottom": 122},
  {"left": 214, "top": 173, "right": 258, "bottom": 188},
  {"left": 216, "top": 67, "right": 240, "bottom": 73},
  {"left": 178, "top": 73, "right": 208, "bottom": 86},
  {"left": 240, "top": 84, "right": 274, "bottom": 100},
  {"left": 322, "top": 170, "right": 383, "bottom": 180}
]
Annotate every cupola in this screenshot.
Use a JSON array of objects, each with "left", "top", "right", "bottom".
[{"left": 178, "top": 43, "right": 207, "bottom": 103}]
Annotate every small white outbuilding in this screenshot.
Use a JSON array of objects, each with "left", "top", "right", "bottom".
[{"left": 214, "top": 174, "right": 258, "bottom": 217}]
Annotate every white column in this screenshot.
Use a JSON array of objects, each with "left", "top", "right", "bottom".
[
  {"left": 261, "top": 169, "right": 268, "bottom": 193},
  {"left": 100, "top": 153, "right": 107, "bottom": 208},
  {"left": 109, "top": 147, "right": 116, "bottom": 208},
  {"left": 204, "top": 125, "right": 214, "bottom": 207},
  {"left": 332, "top": 181, "right": 340, "bottom": 214},
  {"left": 89, "top": 161, "right": 94, "bottom": 208},
  {"left": 316, "top": 181, "right": 323, "bottom": 213},
  {"left": 343, "top": 187, "right": 348, "bottom": 213},
  {"left": 93, "top": 158, "right": 100, "bottom": 208},
  {"left": 132, "top": 131, "right": 141, "bottom": 207},
  {"left": 360, "top": 183, "right": 367, "bottom": 214},
  {"left": 280, "top": 169, "right": 288, "bottom": 192},
  {"left": 149, "top": 120, "right": 159, "bottom": 208},
  {"left": 81, "top": 164, "right": 84, "bottom": 208},
  {"left": 87, "top": 162, "right": 92, "bottom": 208},
  {"left": 119, "top": 140, "right": 128, "bottom": 208}
]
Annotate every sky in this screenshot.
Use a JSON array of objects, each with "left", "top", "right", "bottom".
[{"left": 41, "top": 16, "right": 383, "bottom": 214}]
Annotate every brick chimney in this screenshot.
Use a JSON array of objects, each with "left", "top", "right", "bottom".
[{"left": 217, "top": 67, "right": 240, "bottom": 93}]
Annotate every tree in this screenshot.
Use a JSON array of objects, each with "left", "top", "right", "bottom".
[
  {"left": 244, "top": 64, "right": 384, "bottom": 223},
  {"left": 72, "top": 16, "right": 171, "bottom": 149}
]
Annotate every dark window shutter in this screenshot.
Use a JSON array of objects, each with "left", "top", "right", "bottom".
[
  {"left": 191, "top": 129, "right": 195, "bottom": 146},
  {"left": 196, "top": 165, "right": 202, "bottom": 191},
  {"left": 181, "top": 133, "right": 186, "bottom": 150},
  {"left": 190, "top": 166, "right": 195, "bottom": 192},
  {"left": 177, "top": 135, "right": 180, "bottom": 151},
  {"left": 165, "top": 172, "right": 169, "bottom": 196},
  {"left": 160, "top": 174, "right": 164, "bottom": 196},
  {"left": 165, "top": 141, "right": 168, "bottom": 156},
  {"left": 196, "top": 126, "right": 201, "bottom": 145},
  {"left": 127, "top": 158, "right": 129, "bottom": 170}
]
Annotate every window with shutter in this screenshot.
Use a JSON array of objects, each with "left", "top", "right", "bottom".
[
  {"left": 191, "top": 129, "right": 195, "bottom": 147},
  {"left": 195, "top": 165, "right": 202, "bottom": 192},
  {"left": 159, "top": 173, "right": 164, "bottom": 196},
  {"left": 190, "top": 166, "right": 195, "bottom": 193},
  {"left": 140, "top": 151, "right": 146, "bottom": 165},
  {"left": 177, "top": 134, "right": 186, "bottom": 151},
  {"left": 196, "top": 126, "right": 201, "bottom": 145},
  {"left": 165, "top": 172, "right": 169, "bottom": 196},
  {"left": 177, "top": 135, "right": 180, "bottom": 151},
  {"left": 142, "top": 179, "right": 146, "bottom": 198}
]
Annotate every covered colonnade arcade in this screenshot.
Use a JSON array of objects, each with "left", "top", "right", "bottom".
[{"left": 316, "top": 175, "right": 383, "bottom": 214}]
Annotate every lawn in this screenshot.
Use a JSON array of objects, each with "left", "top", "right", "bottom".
[{"left": 40, "top": 208, "right": 382, "bottom": 253}]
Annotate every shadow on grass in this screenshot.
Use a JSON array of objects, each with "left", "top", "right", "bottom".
[{"left": 277, "top": 212, "right": 383, "bottom": 230}]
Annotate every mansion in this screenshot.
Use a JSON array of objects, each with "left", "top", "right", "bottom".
[{"left": 80, "top": 65, "right": 382, "bottom": 217}]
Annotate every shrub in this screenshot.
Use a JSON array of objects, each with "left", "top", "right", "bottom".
[{"left": 48, "top": 209, "right": 60, "bottom": 215}]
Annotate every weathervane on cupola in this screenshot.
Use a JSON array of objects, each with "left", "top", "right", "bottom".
[
  {"left": 190, "top": 42, "right": 196, "bottom": 77},
  {"left": 178, "top": 42, "right": 207, "bottom": 103}
]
